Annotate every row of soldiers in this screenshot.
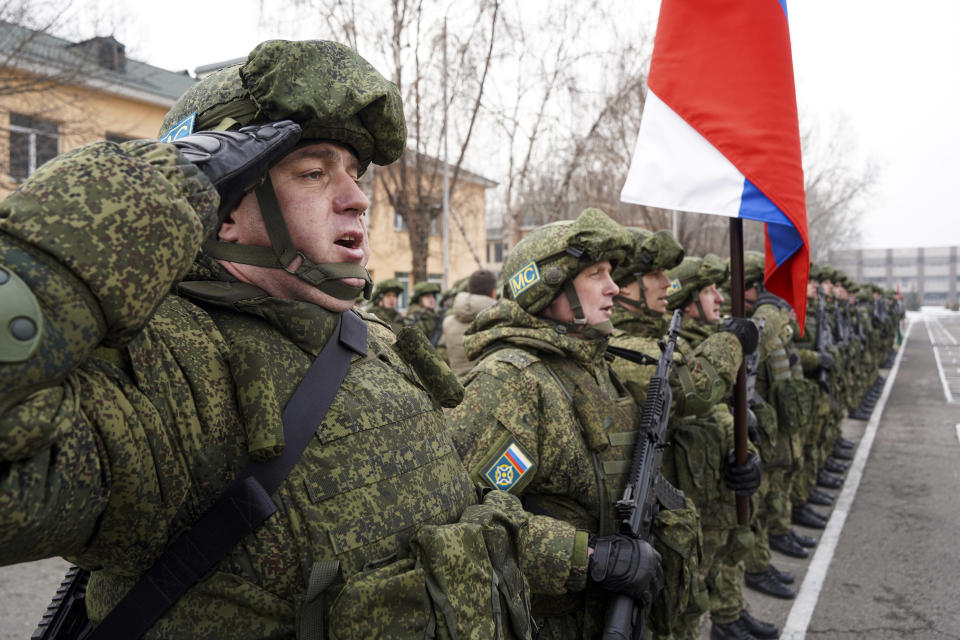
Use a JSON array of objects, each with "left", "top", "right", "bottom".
[
  {"left": 364, "top": 212, "right": 903, "bottom": 640},
  {"left": 0, "top": 36, "right": 904, "bottom": 640}
]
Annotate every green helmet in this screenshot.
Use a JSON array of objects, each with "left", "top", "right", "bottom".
[
  {"left": 611, "top": 228, "right": 685, "bottom": 286},
  {"left": 502, "top": 207, "right": 632, "bottom": 329},
  {"left": 161, "top": 40, "right": 407, "bottom": 303},
  {"left": 372, "top": 278, "right": 404, "bottom": 303},
  {"left": 665, "top": 254, "right": 729, "bottom": 311},
  {"left": 410, "top": 281, "right": 442, "bottom": 302},
  {"left": 743, "top": 251, "right": 765, "bottom": 290}
]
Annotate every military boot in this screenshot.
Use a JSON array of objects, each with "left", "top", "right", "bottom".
[
  {"left": 769, "top": 532, "right": 808, "bottom": 558},
  {"left": 808, "top": 487, "right": 835, "bottom": 506},
  {"left": 832, "top": 443, "right": 854, "bottom": 460},
  {"left": 790, "top": 528, "right": 818, "bottom": 548},
  {"left": 770, "top": 563, "right": 795, "bottom": 584},
  {"left": 739, "top": 609, "right": 780, "bottom": 639},
  {"left": 745, "top": 567, "right": 796, "bottom": 599},
  {"left": 710, "top": 617, "right": 758, "bottom": 640},
  {"left": 823, "top": 457, "right": 848, "bottom": 474},
  {"left": 792, "top": 503, "right": 827, "bottom": 529},
  {"left": 836, "top": 436, "right": 856, "bottom": 449},
  {"left": 817, "top": 469, "right": 844, "bottom": 489}
]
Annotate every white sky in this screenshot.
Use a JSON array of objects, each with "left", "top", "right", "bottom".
[{"left": 66, "top": 0, "right": 960, "bottom": 250}]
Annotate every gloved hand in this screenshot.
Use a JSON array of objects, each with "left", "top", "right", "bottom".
[
  {"left": 725, "top": 449, "right": 762, "bottom": 496},
  {"left": 817, "top": 351, "right": 835, "bottom": 370},
  {"left": 720, "top": 317, "right": 759, "bottom": 356},
  {"left": 589, "top": 534, "right": 664, "bottom": 605},
  {"left": 171, "top": 120, "right": 302, "bottom": 220}
]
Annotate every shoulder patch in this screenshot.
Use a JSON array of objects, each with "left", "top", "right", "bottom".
[
  {"left": 484, "top": 440, "right": 534, "bottom": 492},
  {"left": 508, "top": 260, "right": 541, "bottom": 297},
  {"left": 159, "top": 113, "right": 196, "bottom": 143}
]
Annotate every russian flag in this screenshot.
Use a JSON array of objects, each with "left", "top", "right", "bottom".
[{"left": 621, "top": 0, "right": 810, "bottom": 332}]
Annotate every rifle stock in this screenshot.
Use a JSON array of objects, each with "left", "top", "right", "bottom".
[{"left": 602, "top": 310, "right": 683, "bottom": 640}]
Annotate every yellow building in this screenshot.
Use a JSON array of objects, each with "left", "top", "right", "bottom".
[
  {"left": 364, "top": 157, "right": 496, "bottom": 310},
  {"left": 0, "top": 22, "right": 197, "bottom": 193}
]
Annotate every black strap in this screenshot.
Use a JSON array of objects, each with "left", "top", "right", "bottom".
[
  {"left": 606, "top": 344, "right": 659, "bottom": 366},
  {"left": 88, "top": 311, "right": 367, "bottom": 640}
]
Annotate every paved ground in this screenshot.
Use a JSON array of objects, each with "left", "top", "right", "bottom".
[{"left": 2, "top": 309, "right": 958, "bottom": 639}]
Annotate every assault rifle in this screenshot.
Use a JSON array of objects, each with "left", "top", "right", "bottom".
[
  {"left": 602, "top": 309, "right": 685, "bottom": 640},
  {"left": 815, "top": 288, "right": 831, "bottom": 391},
  {"left": 31, "top": 565, "right": 91, "bottom": 640},
  {"left": 744, "top": 317, "right": 765, "bottom": 408}
]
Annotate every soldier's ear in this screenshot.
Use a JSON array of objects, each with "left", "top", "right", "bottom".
[{"left": 216, "top": 191, "right": 259, "bottom": 243}]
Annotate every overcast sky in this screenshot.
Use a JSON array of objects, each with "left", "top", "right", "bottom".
[{"left": 69, "top": 0, "right": 960, "bottom": 251}]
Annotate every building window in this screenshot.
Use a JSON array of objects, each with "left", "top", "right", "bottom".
[
  {"left": 393, "top": 211, "right": 441, "bottom": 235},
  {"left": 9, "top": 113, "right": 60, "bottom": 181},
  {"left": 395, "top": 271, "right": 410, "bottom": 310}
]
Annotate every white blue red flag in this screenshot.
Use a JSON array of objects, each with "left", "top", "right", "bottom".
[{"left": 621, "top": 0, "right": 810, "bottom": 331}]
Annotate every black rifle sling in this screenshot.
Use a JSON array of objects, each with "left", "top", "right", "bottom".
[{"left": 89, "top": 311, "right": 367, "bottom": 640}]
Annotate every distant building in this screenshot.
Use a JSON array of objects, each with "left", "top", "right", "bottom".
[
  {"left": 365, "top": 154, "right": 496, "bottom": 309},
  {"left": 829, "top": 246, "right": 959, "bottom": 307},
  {"left": 0, "top": 21, "right": 197, "bottom": 190}
]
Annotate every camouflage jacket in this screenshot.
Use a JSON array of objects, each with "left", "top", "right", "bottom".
[
  {"left": 609, "top": 305, "right": 741, "bottom": 417},
  {"left": 364, "top": 304, "right": 404, "bottom": 333},
  {"left": 0, "top": 141, "right": 532, "bottom": 639},
  {"left": 447, "top": 299, "right": 643, "bottom": 621},
  {"left": 402, "top": 302, "right": 440, "bottom": 341}
]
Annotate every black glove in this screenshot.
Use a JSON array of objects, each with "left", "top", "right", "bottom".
[
  {"left": 589, "top": 534, "right": 664, "bottom": 605},
  {"left": 725, "top": 449, "right": 762, "bottom": 496},
  {"left": 171, "top": 120, "right": 302, "bottom": 219},
  {"left": 746, "top": 408, "right": 760, "bottom": 443},
  {"left": 720, "top": 317, "right": 759, "bottom": 356},
  {"left": 817, "top": 351, "right": 835, "bottom": 370}
]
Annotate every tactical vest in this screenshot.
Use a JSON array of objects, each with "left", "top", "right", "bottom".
[{"left": 84, "top": 291, "right": 484, "bottom": 638}]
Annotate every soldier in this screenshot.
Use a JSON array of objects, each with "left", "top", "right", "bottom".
[
  {"left": 366, "top": 277, "right": 405, "bottom": 332},
  {"left": 443, "top": 268, "right": 498, "bottom": 377},
  {"left": 607, "top": 230, "right": 781, "bottom": 639},
  {"left": 738, "top": 253, "right": 810, "bottom": 598},
  {"left": 660, "top": 255, "right": 770, "bottom": 640},
  {"left": 402, "top": 280, "right": 443, "bottom": 344},
  {"left": 0, "top": 39, "right": 542, "bottom": 639},
  {"left": 447, "top": 209, "right": 669, "bottom": 639}
]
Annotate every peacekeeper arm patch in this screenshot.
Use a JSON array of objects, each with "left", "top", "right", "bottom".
[
  {"left": 667, "top": 277, "right": 682, "bottom": 295},
  {"left": 159, "top": 113, "right": 196, "bottom": 142},
  {"left": 508, "top": 261, "right": 541, "bottom": 297},
  {"left": 483, "top": 440, "right": 535, "bottom": 493}
]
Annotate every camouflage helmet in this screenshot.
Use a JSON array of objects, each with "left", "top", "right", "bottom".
[
  {"left": 410, "top": 281, "right": 442, "bottom": 302},
  {"left": 665, "top": 254, "right": 729, "bottom": 311},
  {"left": 743, "top": 251, "right": 765, "bottom": 290},
  {"left": 160, "top": 40, "right": 407, "bottom": 303},
  {"left": 502, "top": 207, "right": 632, "bottom": 319},
  {"left": 611, "top": 228, "right": 685, "bottom": 286},
  {"left": 160, "top": 40, "right": 405, "bottom": 173},
  {"left": 372, "top": 278, "right": 404, "bottom": 302}
]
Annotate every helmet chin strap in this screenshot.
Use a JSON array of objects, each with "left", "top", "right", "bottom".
[{"left": 203, "top": 175, "right": 373, "bottom": 301}]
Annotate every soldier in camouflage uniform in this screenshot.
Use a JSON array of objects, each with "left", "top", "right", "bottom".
[
  {"left": 447, "top": 208, "right": 669, "bottom": 640},
  {"left": 0, "top": 39, "right": 548, "bottom": 639},
  {"left": 738, "top": 253, "right": 812, "bottom": 599},
  {"left": 366, "top": 277, "right": 405, "bottom": 332},
  {"left": 402, "top": 281, "right": 443, "bottom": 344},
  {"left": 661, "top": 255, "right": 771, "bottom": 640},
  {"left": 606, "top": 231, "right": 780, "bottom": 639}
]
